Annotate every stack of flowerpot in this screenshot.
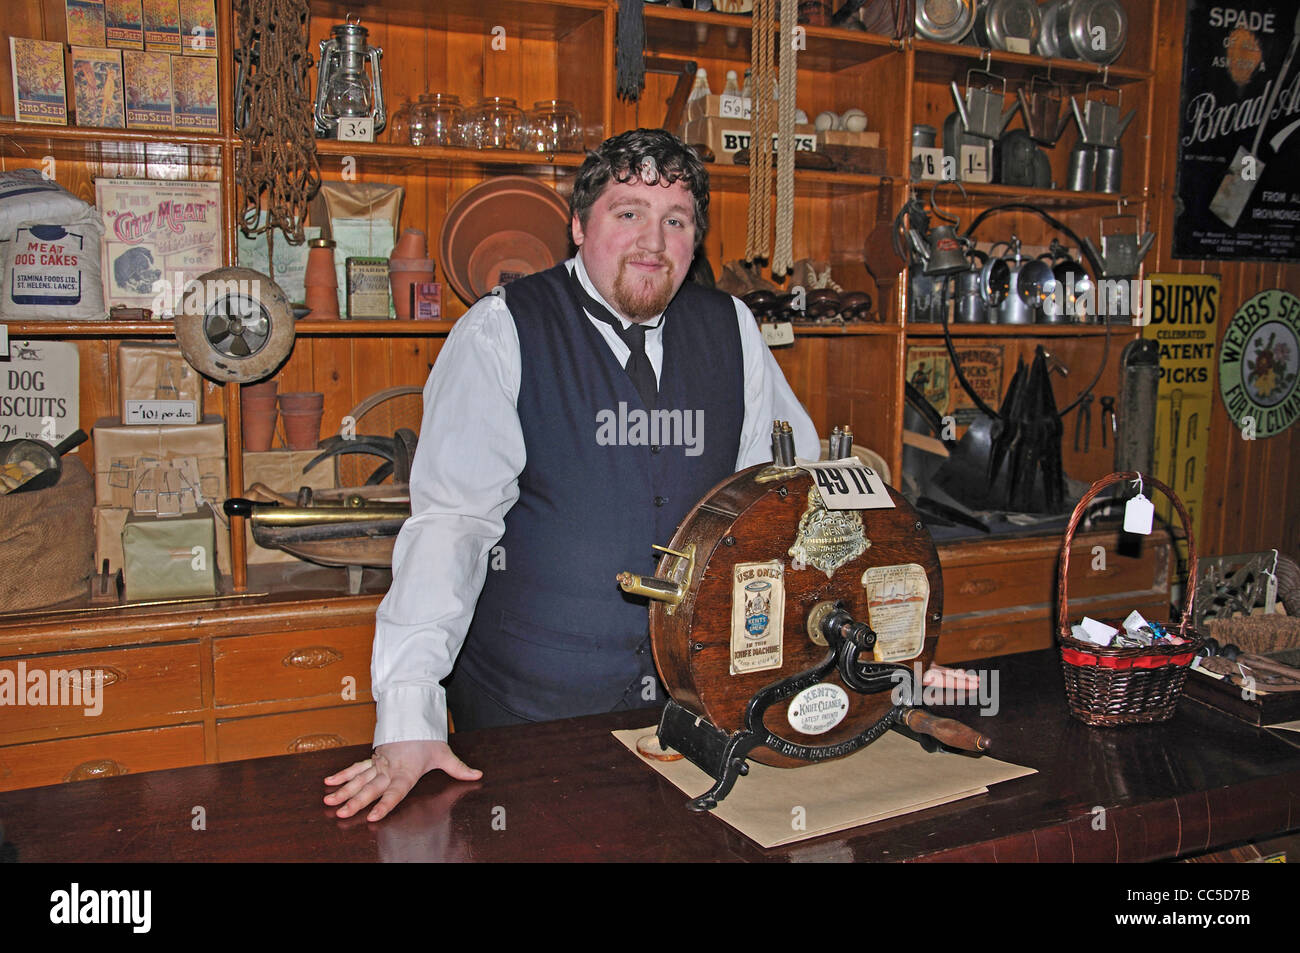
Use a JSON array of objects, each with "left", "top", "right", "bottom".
[
  {"left": 278, "top": 391, "right": 325, "bottom": 450},
  {"left": 304, "top": 238, "right": 340, "bottom": 319},
  {"left": 389, "top": 228, "right": 435, "bottom": 320},
  {"left": 240, "top": 378, "right": 279, "bottom": 452}
]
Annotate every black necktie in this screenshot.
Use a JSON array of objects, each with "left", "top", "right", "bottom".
[{"left": 570, "top": 270, "right": 660, "bottom": 410}]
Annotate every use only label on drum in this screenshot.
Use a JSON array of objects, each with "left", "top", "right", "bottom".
[
  {"left": 730, "top": 561, "right": 786, "bottom": 676},
  {"left": 796, "top": 458, "right": 894, "bottom": 510},
  {"left": 861, "top": 563, "right": 929, "bottom": 662}
]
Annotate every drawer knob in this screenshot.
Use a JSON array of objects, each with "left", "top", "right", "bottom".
[
  {"left": 287, "top": 733, "right": 346, "bottom": 753},
  {"left": 959, "top": 578, "right": 997, "bottom": 596},
  {"left": 282, "top": 647, "right": 344, "bottom": 669},
  {"left": 75, "top": 666, "right": 123, "bottom": 688},
  {"left": 66, "top": 759, "right": 127, "bottom": 782}
]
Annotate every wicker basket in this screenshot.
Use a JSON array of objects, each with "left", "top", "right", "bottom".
[{"left": 1057, "top": 471, "right": 1204, "bottom": 727}]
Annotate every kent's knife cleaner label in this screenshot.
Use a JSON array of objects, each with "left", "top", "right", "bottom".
[{"left": 730, "top": 561, "right": 785, "bottom": 675}]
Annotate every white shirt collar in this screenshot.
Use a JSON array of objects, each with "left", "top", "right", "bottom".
[{"left": 571, "top": 254, "right": 668, "bottom": 331}]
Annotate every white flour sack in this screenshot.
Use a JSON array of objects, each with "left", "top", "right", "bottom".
[
  {"left": 0, "top": 169, "right": 92, "bottom": 241},
  {"left": 0, "top": 212, "right": 108, "bottom": 321}
]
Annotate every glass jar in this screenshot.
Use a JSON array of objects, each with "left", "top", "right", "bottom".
[
  {"left": 409, "top": 93, "right": 464, "bottom": 147},
  {"left": 468, "top": 96, "right": 524, "bottom": 150},
  {"left": 387, "top": 99, "right": 413, "bottom": 145},
  {"left": 523, "top": 100, "right": 583, "bottom": 154}
]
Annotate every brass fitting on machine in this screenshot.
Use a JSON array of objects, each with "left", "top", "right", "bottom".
[{"left": 617, "top": 544, "right": 696, "bottom": 615}]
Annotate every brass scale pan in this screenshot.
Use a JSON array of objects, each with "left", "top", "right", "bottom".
[{"left": 622, "top": 459, "right": 988, "bottom": 808}]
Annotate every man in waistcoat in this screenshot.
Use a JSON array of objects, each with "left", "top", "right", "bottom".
[{"left": 324, "top": 129, "right": 819, "bottom": 821}]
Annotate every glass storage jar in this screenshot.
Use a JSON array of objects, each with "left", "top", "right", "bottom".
[
  {"left": 467, "top": 96, "right": 524, "bottom": 150},
  {"left": 523, "top": 100, "right": 583, "bottom": 153},
  {"left": 409, "top": 93, "right": 464, "bottom": 147},
  {"left": 387, "top": 99, "right": 413, "bottom": 145}
]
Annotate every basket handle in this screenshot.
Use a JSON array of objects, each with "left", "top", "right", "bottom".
[{"left": 1057, "top": 471, "right": 1197, "bottom": 639}]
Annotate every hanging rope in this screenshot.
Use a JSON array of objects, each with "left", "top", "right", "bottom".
[
  {"left": 772, "top": 0, "right": 797, "bottom": 276},
  {"left": 746, "top": 0, "right": 776, "bottom": 262},
  {"left": 235, "top": 0, "right": 321, "bottom": 253}
]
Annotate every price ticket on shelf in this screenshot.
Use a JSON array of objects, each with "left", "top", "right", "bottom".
[{"left": 796, "top": 458, "right": 895, "bottom": 511}]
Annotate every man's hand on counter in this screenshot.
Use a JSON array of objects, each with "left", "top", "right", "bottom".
[{"left": 323, "top": 741, "right": 483, "bottom": 822}]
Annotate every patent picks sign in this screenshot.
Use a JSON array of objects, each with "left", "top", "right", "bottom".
[
  {"left": 1220, "top": 288, "right": 1300, "bottom": 438},
  {"left": 1144, "top": 274, "right": 1220, "bottom": 559}
]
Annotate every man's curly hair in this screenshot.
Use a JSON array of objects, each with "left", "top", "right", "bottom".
[{"left": 569, "top": 129, "right": 710, "bottom": 247}]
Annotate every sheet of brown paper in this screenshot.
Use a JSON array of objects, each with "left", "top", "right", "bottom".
[
  {"left": 241, "top": 450, "right": 337, "bottom": 564},
  {"left": 92, "top": 415, "right": 226, "bottom": 508},
  {"left": 613, "top": 725, "right": 1035, "bottom": 849},
  {"left": 117, "top": 341, "right": 202, "bottom": 411}
]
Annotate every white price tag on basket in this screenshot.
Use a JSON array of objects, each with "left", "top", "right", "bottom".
[
  {"left": 797, "top": 458, "right": 894, "bottom": 510},
  {"left": 1124, "top": 493, "right": 1154, "bottom": 534}
]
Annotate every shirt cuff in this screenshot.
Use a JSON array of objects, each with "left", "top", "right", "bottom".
[{"left": 373, "top": 684, "right": 450, "bottom": 746}]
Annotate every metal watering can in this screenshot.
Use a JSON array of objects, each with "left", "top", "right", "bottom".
[
  {"left": 1016, "top": 75, "right": 1071, "bottom": 146},
  {"left": 1070, "top": 82, "right": 1135, "bottom": 147},
  {"left": 950, "top": 70, "right": 1017, "bottom": 140},
  {"left": 1081, "top": 214, "right": 1155, "bottom": 279}
]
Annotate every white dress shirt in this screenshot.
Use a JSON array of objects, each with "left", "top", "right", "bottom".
[{"left": 370, "top": 254, "right": 820, "bottom": 745}]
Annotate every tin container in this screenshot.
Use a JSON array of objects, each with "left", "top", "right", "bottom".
[
  {"left": 1055, "top": 0, "right": 1128, "bottom": 64},
  {"left": 1066, "top": 143, "right": 1097, "bottom": 191},
  {"left": 914, "top": 0, "right": 975, "bottom": 43},
  {"left": 973, "top": 0, "right": 1042, "bottom": 53},
  {"left": 1095, "top": 145, "right": 1123, "bottom": 193}
]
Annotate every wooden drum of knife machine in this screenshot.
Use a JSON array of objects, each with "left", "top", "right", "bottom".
[
  {"left": 648, "top": 464, "right": 944, "bottom": 767},
  {"left": 337, "top": 386, "right": 425, "bottom": 486}
]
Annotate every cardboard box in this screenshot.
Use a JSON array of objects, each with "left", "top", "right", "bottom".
[
  {"left": 170, "top": 54, "right": 216, "bottom": 131},
  {"left": 241, "top": 449, "right": 337, "bottom": 565},
  {"left": 178, "top": 0, "right": 216, "bottom": 56},
  {"left": 141, "top": 0, "right": 181, "bottom": 53},
  {"left": 105, "top": 0, "right": 144, "bottom": 49},
  {"left": 70, "top": 46, "right": 126, "bottom": 129},
  {"left": 66, "top": 0, "right": 108, "bottom": 48},
  {"left": 96, "top": 178, "right": 222, "bottom": 312},
  {"left": 92, "top": 414, "right": 226, "bottom": 509},
  {"left": 117, "top": 341, "right": 202, "bottom": 423},
  {"left": 684, "top": 93, "right": 752, "bottom": 125},
  {"left": 819, "top": 129, "right": 881, "bottom": 149},
  {"left": 682, "top": 116, "right": 817, "bottom": 166},
  {"left": 122, "top": 49, "right": 173, "bottom": 130},
  {"left": 8, "top": 38, "right": 68, "bottom": 126},
  {"left": 96, "top": 501, "right": 229, "bottom": 575},
  {"left": 122, "top": 504, "right": 217, "bottom": 599}
]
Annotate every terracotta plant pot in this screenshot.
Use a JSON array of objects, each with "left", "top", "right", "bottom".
[
  {"left": 277, "top": 391, "right": 325, "bottom": 413},
  {"left": 393, "top": 228, "right": 429, "bottom": 260},
  {"left": 304, "top": 241, "right": 340, "bottom": 319},
  {"left": 389, "top": 258, "right": 436, "bottom": 320},
  {"left": 241, "top": 395, "right": 279, "bottom": 452},
  {"left": 280, "top": 409, "right": 325, "bottom": 450},
  {"left": 242, "top": 378, "right": 279, "bottom": 400}
]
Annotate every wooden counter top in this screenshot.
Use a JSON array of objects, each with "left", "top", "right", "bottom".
[{"left": 0, "top": 650, "right": 1297, "bottom": 862}]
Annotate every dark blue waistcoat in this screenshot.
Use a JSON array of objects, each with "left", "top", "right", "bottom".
[{"left": 453, "top": 263, "right": 744, "bottom": 722}]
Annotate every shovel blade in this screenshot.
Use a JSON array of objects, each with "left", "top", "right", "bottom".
[{"left": 1209, "top": 146, "right": 1261, "bottom": 228}]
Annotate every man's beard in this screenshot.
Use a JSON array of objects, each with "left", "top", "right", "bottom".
[{"left": 612, "top": 255, "right": 678, "bottom": 322}]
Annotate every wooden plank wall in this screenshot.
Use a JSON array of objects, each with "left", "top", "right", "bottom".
[{"left": 1149, "top": 1, "right": 1300, "bottom": 560}]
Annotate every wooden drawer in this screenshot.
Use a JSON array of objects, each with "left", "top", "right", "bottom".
[
  {"left": 0, "top": 642, "right": 203, "bottom": 744},
  {"left": 216, "top": 704, "right": 376, "bottom": 762},
  {"left": 212, "top": 624, "right": 374, "bottom": 708},
  {"left": 0, "top": 723, "right": 205, "bottom": 792},
  {"left": 936, "top": 595, "right": 1170, "bottom": 664},
  {"left": 938, "top": 530, "right": 1170, "bottom": 617}
]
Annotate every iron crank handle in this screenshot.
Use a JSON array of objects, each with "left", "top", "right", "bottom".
[{"left": 899, "top": 708, "right": 991, "bottom": 752}]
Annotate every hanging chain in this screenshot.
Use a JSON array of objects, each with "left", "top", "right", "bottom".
[{"left": 234, "top": 0, "right": 321, "bottom": 252}]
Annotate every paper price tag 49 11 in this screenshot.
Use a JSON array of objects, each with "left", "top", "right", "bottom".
[
  {"left": 336, "top": 117, "right": 375, "bottom": 142},
  {"left": 797, "top": 459, "right": 895, "bottom": 510}
]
